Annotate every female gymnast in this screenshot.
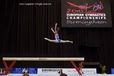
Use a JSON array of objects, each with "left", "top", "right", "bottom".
[{"left": 44, "top": 23, "right": 73, "bottom": 44}]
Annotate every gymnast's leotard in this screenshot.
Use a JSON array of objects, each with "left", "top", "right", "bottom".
[{"left": 55, "top": 32, "right": 61, "bottom": 43}]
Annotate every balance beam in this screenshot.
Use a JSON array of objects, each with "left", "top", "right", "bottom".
[
  {"left": 3, "top": 57, "right": 84, "bottom": 61},
  {"left": 1, "top": 57, "right": 84, "bottom": 75}
]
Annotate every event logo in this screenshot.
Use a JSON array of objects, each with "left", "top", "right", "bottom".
[
  {"left": 61, "top": 0, "right": 112, "bottom": 27},
  {"left": 67, "top": 1, "right": 104, "bottom": 13},
  {"left": 65, "top": 0, "right": 107, "bottom": 25}
]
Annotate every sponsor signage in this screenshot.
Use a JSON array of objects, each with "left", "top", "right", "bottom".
[
  {"left": 111, "top": 68, "right": 114, "bottom": 74},
  {"left": 38, "top": 68, "right": 96, "bottom": 74},
  {"left": 82, "top": 68, "right": 97, "bottom": 74},
  {"left": 11, "top": 68, "right": 37, "bottom": 74}
]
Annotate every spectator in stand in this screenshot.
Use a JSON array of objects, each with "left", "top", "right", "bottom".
[{"left": 58, "top": 69, "right": 67, "bottom": 76}]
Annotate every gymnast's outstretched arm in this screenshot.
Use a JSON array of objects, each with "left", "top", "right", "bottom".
[
  {"left": 51, "top": 23, "right": 58, "bottom": 33},
  {"left": 51, "top": 28, "right": 55, "bottom": 33},
  {"left": 54, "top": 23, "right": 58, "bottom": 32}
]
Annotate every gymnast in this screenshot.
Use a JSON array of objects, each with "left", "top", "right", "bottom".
[{"left": 44, "top": 23, "right": 73, "bottom": 44}]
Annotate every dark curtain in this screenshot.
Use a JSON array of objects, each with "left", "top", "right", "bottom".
[{"left": 0, "top": 0, "right": 114, "bottom": 72}]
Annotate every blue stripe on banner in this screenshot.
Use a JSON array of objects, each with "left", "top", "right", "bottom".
[
  {"left": 111, "top": 68, "right": 114, "bottom": 74},
  {"left": 11, "top": 68, "right": 37, "bottom": 74}
]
